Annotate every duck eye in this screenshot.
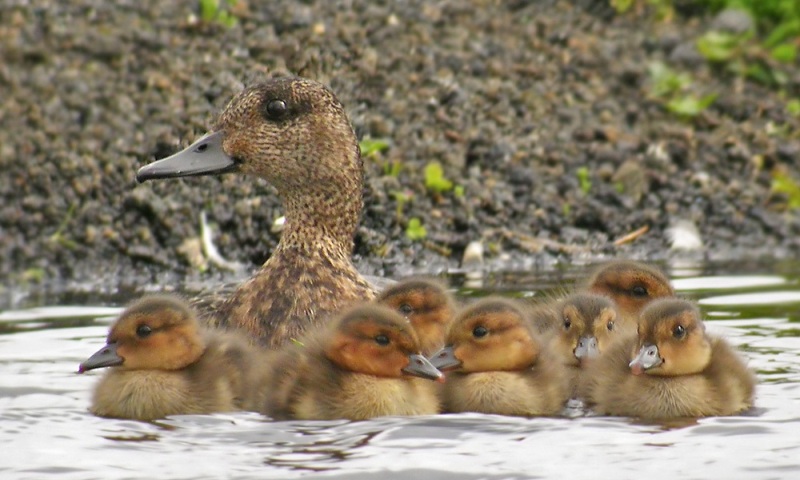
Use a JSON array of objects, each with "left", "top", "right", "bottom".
[
  {"left": 607, "top": 321, "right": 615, "bottom": 331},
  {"left": 631, "top": 285, "right": 648, "bottom": 297},
  {"left": 265, "top": 99, "right": 288, "bottom": 119},
  {"left": 563, "top": 319, "right": 571, "bottom": 330},
  {"left": 672, "top": 325, "right": 686, "bottom": 339},
  {"left": 374, "top": 334, "right": 390, "bottom": 346},
  {"left": 398, "top": 303, "right": 414, "bottom": 316},
  {"left": 136, "top": 325, "right": 152, "bottom": 338},
  {"left": 472, "top": 326, "right": 488, "bottom": 338}
]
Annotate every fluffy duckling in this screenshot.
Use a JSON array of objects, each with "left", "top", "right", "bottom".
[
  {"left": 263, "top": 304, "right": 443, "bottom": 421},
  {"left": 79, "top": 295, "right": 270, "bottom": 420},
  {"left": 583, "top": 298, "right": 756, "bottom": 418},
  {"left": 430, "top": 297, "right": 569, "bottom": 417},
  {"left": 376, "top": 277, "right": 456, "bottom": 356},
  {"left": 136, "top": 77, "right": 376, "bottom": 348},
  {"left": 547, "top": 293, "right": 621, "bottom": 397},
  {"left": 582, "top": 260, "right": 675, "bottom": 333}
]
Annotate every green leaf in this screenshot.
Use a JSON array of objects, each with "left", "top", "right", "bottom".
[
  {"left": 696, "top": 31, "right": 745, "bottom": 63},
  {"left": 405, "top": 218, "right": 427, "bottom": 241},
  {"left": 771, "top": 170, "right": 800, "bottom": 209},
  {"left": 666, "top": 93, "right": 717, "bottom": 118},
  {"left": 764, "top": 20, "right": 800, "bottom": 48},
  {"left": 787, "top": 99, "right": 800, "bottom": 117},
  {"left": 576, "top": 167, "right": 592, "bottom": 194},
  {"left": 454, "top": 185, "right": 465, "bottom": 198},
  {"left": 771, "top": 43, "right": 797, "bottom": 63},
  {"left": 359, "top": 138, "right": 391, "bottom": 158},
  {"left": 610, "top": 0, "right": 634, "bottom": 14},
  {"left": 647, "top": 62, "right": 691, "bottom": 98},
  {"left": 424, "top": 162, "right": 454, "bottom": 193}
]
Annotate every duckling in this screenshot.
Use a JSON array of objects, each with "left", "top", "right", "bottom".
[
  {"left": 582, "top": 260, "right": 675, "bottom": 333},
  {"left": 430, "top": 297, "right": 569, "bottom": 417},
  {"left": 263, "top": 304, "right": 443, "bottom": 420},
  {"left": 376, "top": 277, "right": 456, "bottom": 356},
  {"left": 546, "top": 293, "right": 621, "bottom": 397},
  {"left": 583, "top": 298, "right": 756, "bottom": 418},
  {"left": 136, "top": 77, "right": 376, "bottom": 348},
  {"left": 79, "top": 295, "right": 270, "bottom": 420}
]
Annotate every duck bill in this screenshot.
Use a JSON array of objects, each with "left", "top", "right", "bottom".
[
  {"left": 136, "top": 131, "right": 236, "bottom": 182},
  {"left": 629, "top": 344, "right": 662, "bottom": 376},
  {"left": 403, "top": 354, "right": 445, "bottom": 383},
  {"left": 429, "top": 345, "right": 462, "bottom": 371},
  {"left": 78, "top": 343, "right": 123, "bottom": 373},
  {"left": 574, "top": 335, "right": 599, "bottom": 363}
]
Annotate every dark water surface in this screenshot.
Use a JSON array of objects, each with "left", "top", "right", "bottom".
[{"left": 1, "top": 261, "right": 799, "bottom": 480}]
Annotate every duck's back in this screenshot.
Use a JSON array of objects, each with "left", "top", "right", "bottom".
[
  {"left": 585, "top": 336, "right": 755, "bottom": 418},
  {"left": 215, "top": 252, "right": 375, "bottom": 348}
]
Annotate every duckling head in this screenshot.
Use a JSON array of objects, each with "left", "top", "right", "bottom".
[
  {"left": 629, "top": 299, "right": 712, "bottom": 377},
  {"left": 585, "top": 260, "right": 675, "bottom": 324},
  {"left": 79, "top": 295, "right": 206, "bottom": 373},
  {"left": 325, "top": 304, "right": 444, "bottom": 382},
  {"left": 550, "top": 293, "right": 619, "bottom": 367},
  {"left": 431, "top": 297, "right": 539, "bottom": 373},
  {"left": 136, "top": 77, "right": 363, "bottom": 246},
  {"left": 376, "top": 278, "right": 455, "bottom": 355}
]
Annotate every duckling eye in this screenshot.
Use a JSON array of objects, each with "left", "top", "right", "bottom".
[
  {"left": 607, "top": 321, "right": 615, "bottom": 331},
  {"left": 374, "top": 334, "right": 390, "bottom": 346},
  {"left": 136, "top": 325, "right": 153, "bottom": 338},
  {"left": 265, "top": 99, "right": 288, "bottom": 119},
  {"left": 631, "top": 285, "right": 648, "bottom": 297},
  {"left": 398, "top": 303, "right": 414, "bottom": 316},
  {"left": 472, "top": 326, "right": 488, "bottom": 338},
  {"left": 672, "top": 325, "right": 686, "bottom": 339},
  {"left": 563, "top": 319, "right": 572, "bottom": 330}
]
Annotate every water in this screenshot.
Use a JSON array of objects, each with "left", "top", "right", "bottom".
[{"left": 1, "top": 262, "right": 799, "bottom": 480}]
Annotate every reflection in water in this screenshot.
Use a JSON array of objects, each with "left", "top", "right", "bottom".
[{"left": 1, "top": 263, "right": 800, "bottom": 479}]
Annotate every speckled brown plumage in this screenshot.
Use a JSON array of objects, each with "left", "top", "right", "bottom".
[
  {"left": 213, "top": 78, "right": 375, "bottom": 347},
  {"left": 139, "top": 77, "right": 376, "bottom": 348}
]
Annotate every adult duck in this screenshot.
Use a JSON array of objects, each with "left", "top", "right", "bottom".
[{"left": 136, "top": 77, "right": 375, "bottom": 348}]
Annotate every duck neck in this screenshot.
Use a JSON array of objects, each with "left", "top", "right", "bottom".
[{"left": 272, "top": 165, "right": 363, "bottom": 262}]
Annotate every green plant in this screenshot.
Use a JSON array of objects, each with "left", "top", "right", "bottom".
[
  {"left": 391, "top": 190, "right": 413, "bottom": 220},
  {"left": 424, "top": 162, "right": 454, "bottom": 193},
  {"left": 576, "top": 167, "right": 592, "bottom": 195},
  {"left": 787, "top": 99, "right": 800, "bottom": 117},
  {"left": 666, "top": 93, "right": 718, "bottom": 118},
  {"left": 771, "top": 170, "right": 800, "bottom": 209},
  {"left": 359, "top": 138, "right": 390, "bottom": 158},
  {"left": 405, "top": 217, "right": 427, "bottom": 241},
  {"left": 647, "top": 62, "right": 717, "bottom": 119},
  {"left": 199, "top": 0, "right": 238, "bottom": 28}
]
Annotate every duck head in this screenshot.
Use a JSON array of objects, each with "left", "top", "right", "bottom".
[
  {"left": 79, "top": 295, "right": 205, "bottom": 373},
  {"left": 136, "top": 77, "right": 364, "bottom": 247},
  {"left": 376, "top": 278, "right": 455, "bottom": 356},
  {"left": 325, "top": 304, "right": 444, "bottom": 382},
  {"left": 430, "top": 297, "right": 539, "bottom": 373},
  {"left": 629, "top": 299, "right": 712, "bottom": 377}
]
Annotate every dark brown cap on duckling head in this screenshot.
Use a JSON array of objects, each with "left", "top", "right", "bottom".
[
  {"left": 376, "top": 277, "right": 456, "bottom": 357},
  {"left": 584, "top": 260, "right": 675, "bottom": 326}
]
